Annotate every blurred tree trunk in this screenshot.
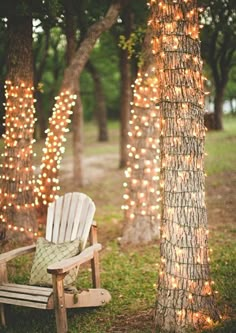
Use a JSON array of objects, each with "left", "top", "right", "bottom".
[
  {"left": 65, "top": 1, "right": 84, "bottom": 186},
  {"left": 153, "top": 1, "right": 219, "bottom": 331},
  {"left": 213, "top": 85, "right": 225, "bottom": 130},
  {"left": 34, "top": 29, "right": 50, "bottom": 139},
  {"left": 0, "top": 14, "right": 37, "bottom": 242},
  {"left": 119, "top": 7, "right": 132, "bottom": 168},
  {"left": 37, "top": 0, "right": 127, "bottom": 212},
  {"left": 86, "top": 60, "right": 108, "bottom": 142}
]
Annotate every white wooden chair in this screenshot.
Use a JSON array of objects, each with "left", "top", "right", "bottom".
[{"left": 0, "top": 192, "right": 111, "bottom": 333}]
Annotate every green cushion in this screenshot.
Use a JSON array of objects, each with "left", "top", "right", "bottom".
[{"left": 29, "top": 237, "right": 81, "bottom": 287}]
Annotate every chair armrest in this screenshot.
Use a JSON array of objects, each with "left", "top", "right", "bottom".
[
  {"left": 0, "top": 244, "right": 36, "bottom": 264},
  {"left": 47, "top": 243, "right": 102, "bottom": 275}
]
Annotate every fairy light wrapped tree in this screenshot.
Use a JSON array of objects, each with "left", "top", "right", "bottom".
[
  {"left": 121, "top": 28, "right": 161, "bottom": 245},
  {"left": 0, "top": 15, "right": 37, "bottom": 239},
  {"left": 150, "top": 0, "right": 220, "bottom": 331}
]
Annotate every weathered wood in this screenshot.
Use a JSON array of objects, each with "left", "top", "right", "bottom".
[
  {"left": 0, "top": 193, "right": 110, "bottom": 332},
  {"left": 90, "top": 223, "right": 101, "bottom": 288},
  {"left": 0, "top": 297, "right": 49, "bottom": 309},
  {"left": 65, "top": 288, "right": 111, "bottom": 308},
  {"left": 0, "top": 266, "right": 8, "bottom": 326},
  {"left": 52, "top": 274, "right": 68, "bottom": 333},
  {"left": 3, "top": 283, "right": 52, "bottom": 293},
  {"left": 0, "top": 245, "right": 36, "bottom": 263},
  {"left": 47, "top": 244, "right": 102, "bottom": 274}
]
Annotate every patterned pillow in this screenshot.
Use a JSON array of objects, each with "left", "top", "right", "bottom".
[{"left": 29, "top": 237, "right": 81, "bottom": 287}]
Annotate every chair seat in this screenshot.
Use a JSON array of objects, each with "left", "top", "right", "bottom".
[
  {"left": 0, "top": 283, "right": 111, "bottom": 310},
  {"left": 0, "top": 283, "right": 54, "bottom": 309}
]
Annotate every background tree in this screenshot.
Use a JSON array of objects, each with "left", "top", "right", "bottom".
[
  {"left": 121, "top": 26, "right": 161, "bottom": 245},
  {"left": 37, "top": 0, "right": 130, "bottom": 214},
  {"left": 152, "top": 0, "right": 220, "bottom": 331},
  {"left": 200, "top": 0, "right": 236, "bottom": 129}
]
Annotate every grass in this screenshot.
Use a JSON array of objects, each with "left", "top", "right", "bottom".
[{"left": 1, "top": 116, "right": 236, "bottom": 332}]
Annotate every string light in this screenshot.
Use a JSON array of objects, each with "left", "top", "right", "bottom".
[
  {"left": 121, "top": 46, "right": 161, "bottom": 243},
  {"left": 150, "top": 0, "right": 220, "bottom": 330},
  {"left": 0, "top": 81, "right": 37, "bottom": 236},
  {"left": 36, "top": 91, "right": 76, "bottom": 208}
]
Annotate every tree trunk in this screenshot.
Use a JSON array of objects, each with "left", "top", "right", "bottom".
[
  {"left": 152, "top": 1, "right": 219, "bottom": 331},
  {"left": 119, "top": 48, "right": 132, "bottom": 168},
  {"left": 36, "top": 0, "right": 126, "bottom": 211},
  {"left": 86, "top": 60, "right": 108, "bottom": 142},
  {"left": 119, "top": 8, "right": 132, "bottom": 169},
  {"left": 65, "top": 2, "right": 84, "bottom": 186},
  {"left": 121, "top": 27, "right": 161, "bottom": 245},
  {"left": 34, "top": 29, "right": 50, "bottom": 139},
  {"left": 214, "top": 86, "right": 224, "bottom": 130},
  {"left": 0, "top": 14, "right": 37, "bottom": 242}
]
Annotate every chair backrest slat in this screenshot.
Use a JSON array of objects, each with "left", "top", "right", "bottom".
[
  {"left": 45, "top": 192, "right": 96, "bottom": 248},
  {"left": 52, "top": 196, "right": 63, "bottom": 243},
  {"left": 57, "top": 193, "right": 72, "bottom": 243}
]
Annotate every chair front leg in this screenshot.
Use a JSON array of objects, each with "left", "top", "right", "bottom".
[
  {"left": 0, "top": 262, "right": 8, "bottom": 326},
  {"left": 52, "top": 274, "right": 68, "bottom": 333}
]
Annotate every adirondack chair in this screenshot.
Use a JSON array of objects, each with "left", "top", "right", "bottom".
[{"left": 0, "top": 192, "right": 111, "bottom": 333}]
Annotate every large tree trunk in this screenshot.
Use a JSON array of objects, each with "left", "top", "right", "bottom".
[
  {"left": 0, "top": 14, "right": 37, "bottom": 242},
  {"left": 153, "top": 1, "right": 219, "bottom": 331},
  {"left": 86, "top": 60, "right": 109, "bottom": 142},
  {"left": 119, "top": 8, "right": 132, "bottom": 169},
  {"left": 37, "top": 0, "right": 127, "bottom": 212}
]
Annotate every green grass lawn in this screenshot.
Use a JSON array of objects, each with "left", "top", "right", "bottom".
[{"left": 1, "top": 116, "right": 236, "bottom": 332}]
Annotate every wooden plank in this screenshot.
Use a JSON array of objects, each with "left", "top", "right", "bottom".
[
  {"left": 90, "top": 224, "right": 101, "bottom": 288},
  {"left": 64, "top": 193, "right": 79, "bottom": 242},
  {"left": 0, "top": 304, "right": 6, "bottom": 326},
  {"left": 80, "top": 200, "right": 96, "bottom": 250},
  {"left": 2, "top": 283, "right": 53, "bottom": 292},
  {"left": 0, "top": 262, "right": 8, "bottom": 284},
  {"left": 0, "top": 245, "right": 36, "bottom": 263},
  {"left": 46, "top": 203, "right": 55, "bottom": 242},
  {"left": 64, "top": 288, "right": 111, "bottom": 308},
  {"left": 52, "top": 196, "right": 63, "bottom": 243},
  {"left": 0, "top": 290, "right": 49, "bottom": 303},
  {"left": 70, "top": 195, "right": 84, "bottom": 241},
  {"left": 0, "top": 285, "right": 52, "bottom": 296},
  {"left": 58, "top": 193, "right": 72, "bottom": 243},
  {"left": 0, "top": 297, "right": 48, "bottom": 309},
  {"left": 52, "top": 274, "right": 68, "bottom": 333}
]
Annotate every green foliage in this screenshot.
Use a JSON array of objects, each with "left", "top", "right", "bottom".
[
  {"left": 119, "top": 27, "right": 146, "bottom": 62},
  {"left": 200, "top": 0, "right": 236, "bottom": 89}
]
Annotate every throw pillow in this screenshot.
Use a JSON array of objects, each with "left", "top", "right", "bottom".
[{"left": 29, "top": 237, "right": 81, "bottom": 287}]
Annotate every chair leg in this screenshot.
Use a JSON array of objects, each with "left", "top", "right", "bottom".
[
  {"left": 91, "top": 252, "right": 101, "bottom": 288},
  {"left": 90, "top": 223, "right": 101, "bottom": 288},
  {"left": 52, "top": 274, "right": 68, "bottom": 333},
  {"left": 0, "top": 304, "right": 6, "bottom": 327}
]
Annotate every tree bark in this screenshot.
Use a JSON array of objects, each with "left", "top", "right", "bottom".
[
  {"left": 34, "top": 29, "right": 50, "bottom": 139},
  {"left": 65, "top": 2, "right": 84, "bottom": 186},
  {"left": 0, "top": 14, "right": 37, "bottom": 242},
  {"left": 86, "top": 60, "right": 109, "bottom": 142},
  {"left": 213, "top": 86, "right": 225, "bottom": 130},
  {"left": 37, "top": 0, "right": 127, "bottom": 210},
  {"left": 121, "top": 26, "right": 161, "bottom": 245},
  {"left": 119, "top": 7, "right": 132, "bottom": 169},
  {"left": 152, "top": 1, "right": 219, "bottom": 331}
]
